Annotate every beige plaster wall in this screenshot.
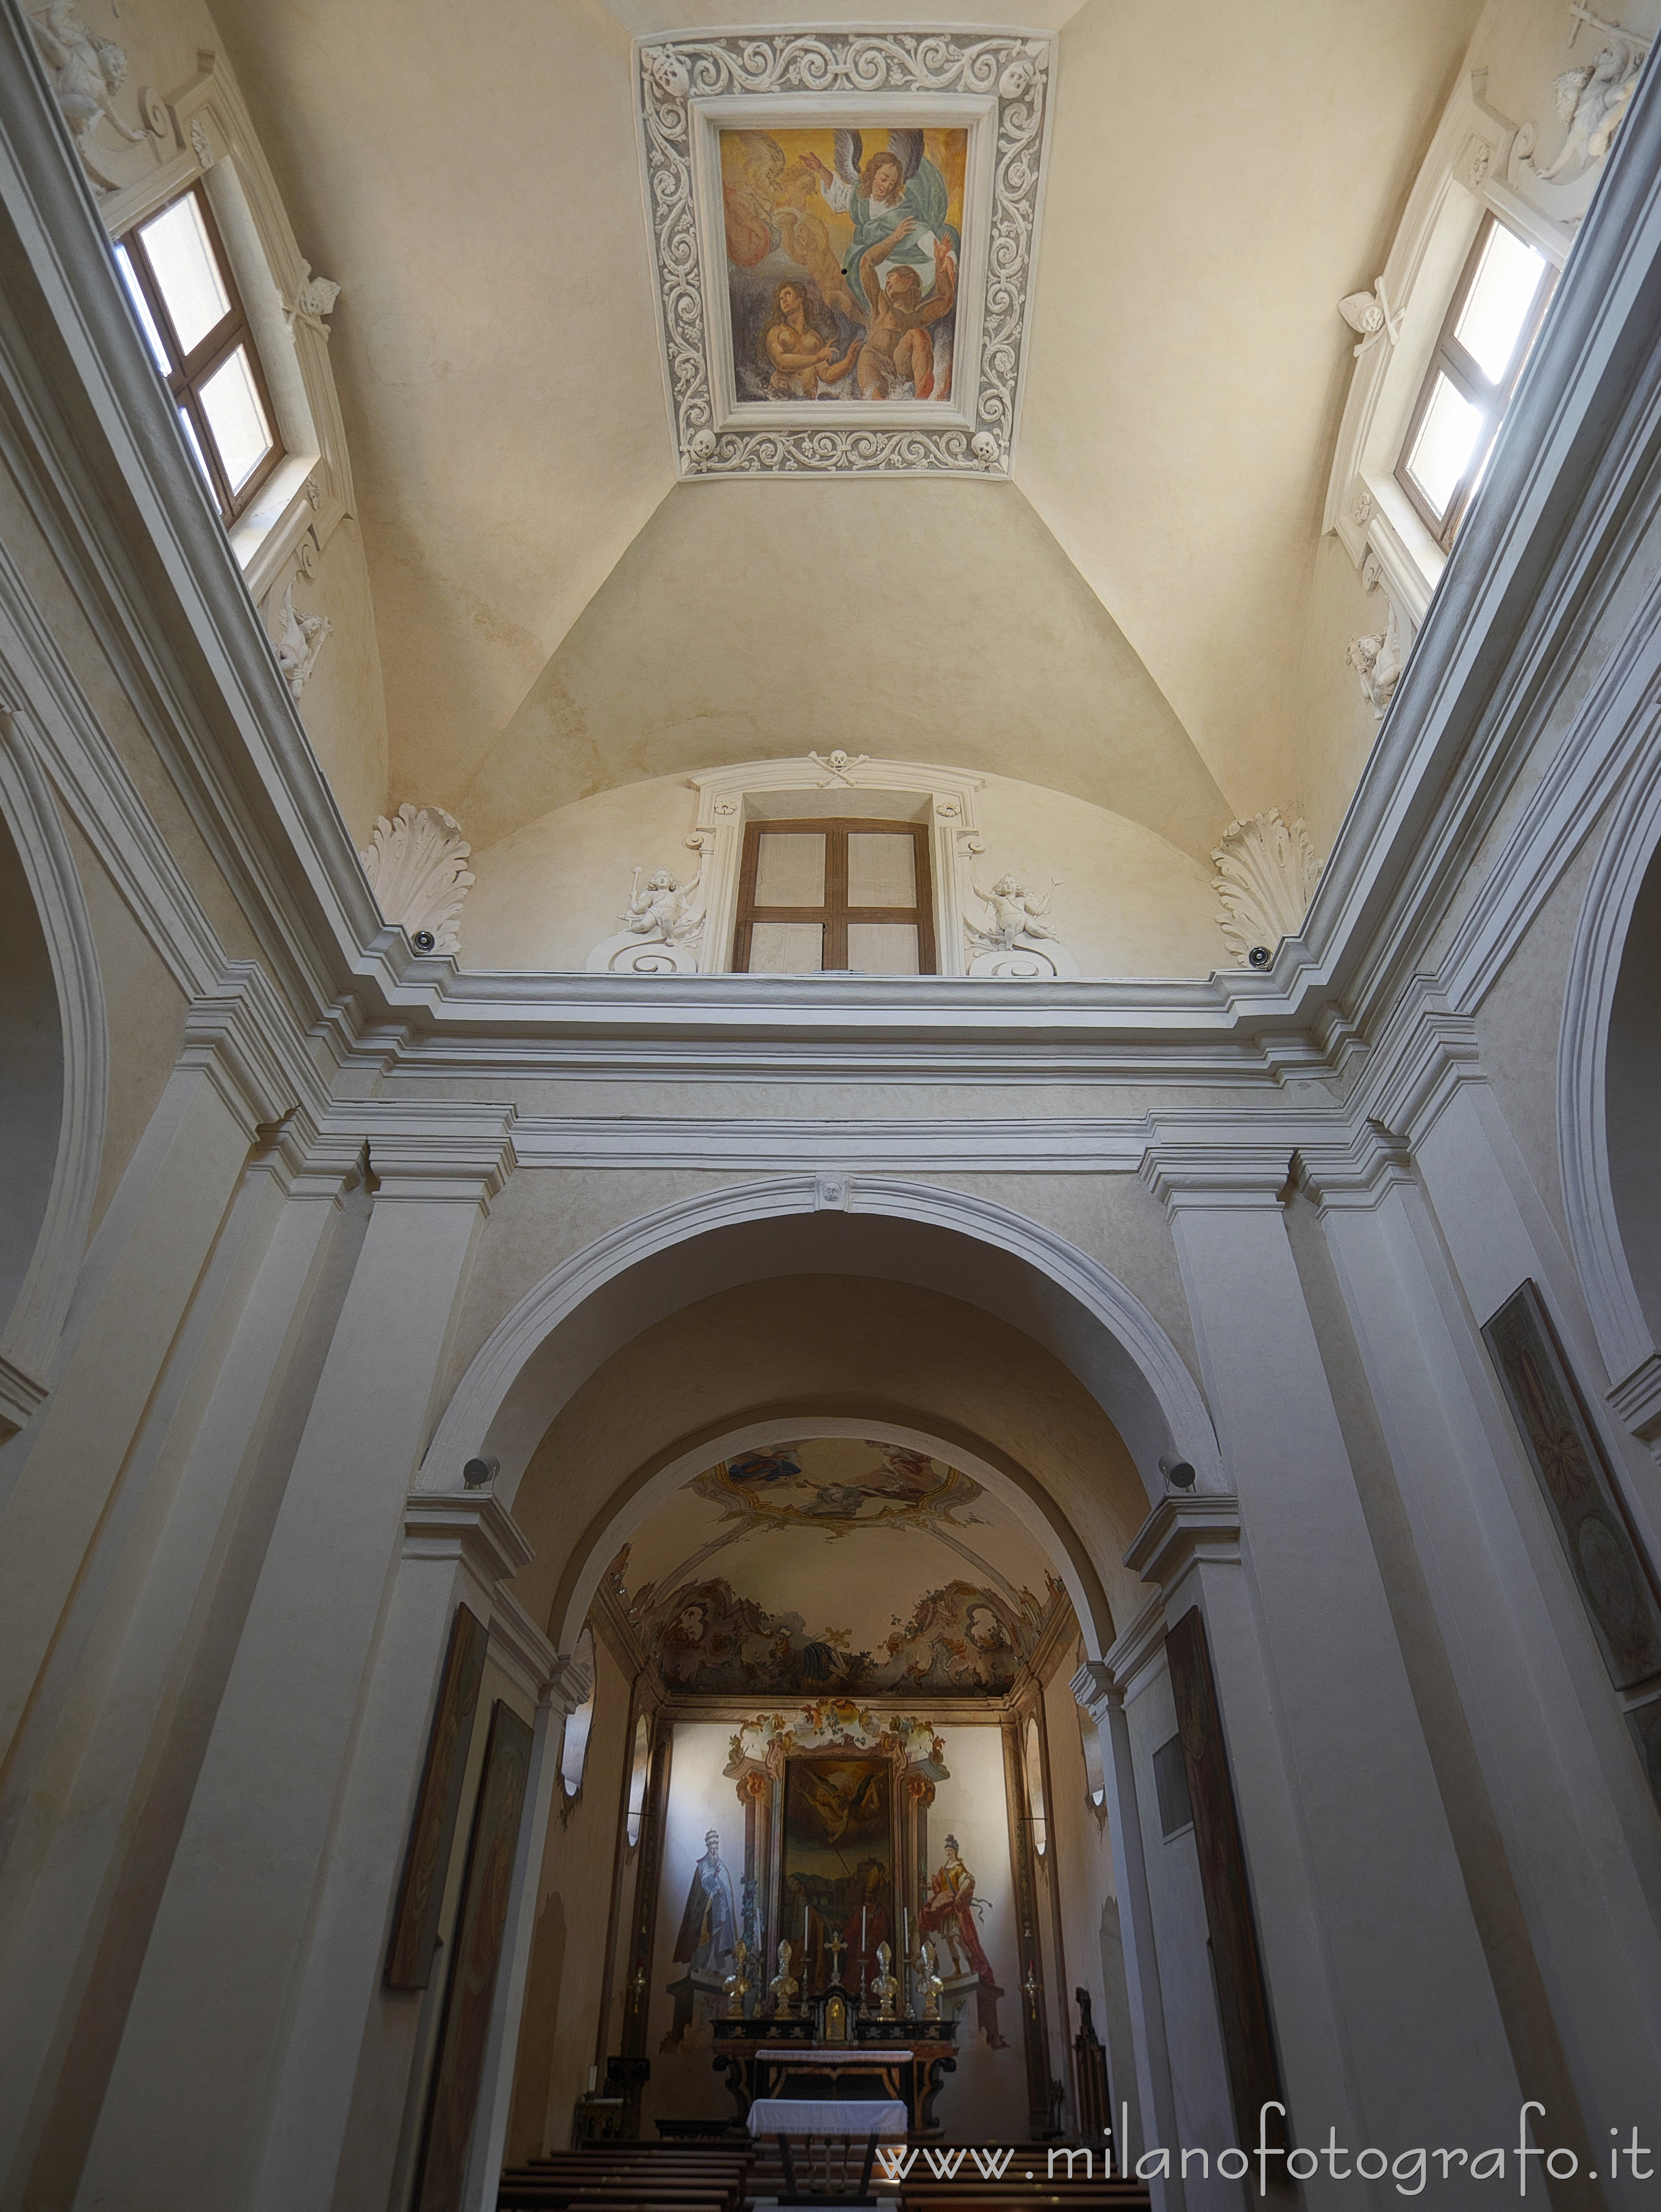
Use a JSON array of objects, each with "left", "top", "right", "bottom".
[
  {"left": 461, "top": 765, "right": 1224, "bottom": 978},
  {"left": 1041, "top": 1652, "right": 1118, "bottom": 2095},
  {"left": 270, "top": 515, "right": 390, "bottom": 847}
]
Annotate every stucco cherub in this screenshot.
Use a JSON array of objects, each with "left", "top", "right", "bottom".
[
  {"left": 622, "top": 865, "right": 704, "bottom": 948},
  {"left": 273, "top": 580, "right": 331, "bottom": 701},
  {"left": 29, "top": 3, "right": 146, "bottom": 186},
  {"left": 966, "top": 873, "right": 1062, "bottom": 954},
  {"left": 1539, "top": 28, "right": 1645, "bottom": 181}
]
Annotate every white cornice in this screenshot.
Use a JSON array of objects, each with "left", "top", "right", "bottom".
[
  {"left": 3, "top": 11, "right": 1661, "bottom": 1103},
  {"left": 1122, "top": 1494, "right": 1242, "bottom": 1590}
]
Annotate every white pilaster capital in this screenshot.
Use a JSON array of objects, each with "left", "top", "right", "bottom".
[
  {"left": 1123, "top": 1491, "right": 1242, "bottom": 1590},
  {"left": 181, "top": 961, "right": 327, "bottom": 1140},
  {"left": 1138, "top": 1144, "right": 1291, "bottom": 1212},
  {"left": 403, "top": 1489, "right": 535, "bottom": 1585},
  {"left": 1292, "top": 1122, "right": 1415, "bottom": 1213},
  {"left": 1070, "top": 1658, "right": 1120, "bottom": 1725},
  {"left": 1103, "top": 1588, "right": 1173, "bottom": 1699},
  {"left": 1359, "top": 978, "right": 1483, "bottom": 1143},
  {"left": 1609, "top": 1350, "right": 1661, "bottom": 1445},
  {"left": 488, "top": 1582, "right": 565, "bottom": 1708},
  {"left": 326, "top": 1103, "right": 517, "bottom": 1207}
]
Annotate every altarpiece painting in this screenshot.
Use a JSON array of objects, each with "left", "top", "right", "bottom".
[{"left": 781, "top": 1754, "right": 894, "bottom": 1997}]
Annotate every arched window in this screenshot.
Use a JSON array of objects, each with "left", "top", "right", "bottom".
[
  {"left": 558, "top": 1628, "right": 596, "bottom": 1799},
  {"left": 1024, "top": 1714, "right": 1047, "bottom": 1857},
  {"left": 624, "top": 1712, "right": 651, "bottom": 1849}
]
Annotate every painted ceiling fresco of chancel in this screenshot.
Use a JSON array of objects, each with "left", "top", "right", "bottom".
[{"left": 616, "top": 1438, "right": 1068, "bottom": 1698}]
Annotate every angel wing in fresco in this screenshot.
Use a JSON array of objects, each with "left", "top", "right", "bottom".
[{"left": 832, "top": 129, "right": 924, "bottom": 189}]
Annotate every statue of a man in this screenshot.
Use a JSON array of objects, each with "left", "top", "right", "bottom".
[{"left": 672, "top": 1828, "right": 739, "bottom": 1973}]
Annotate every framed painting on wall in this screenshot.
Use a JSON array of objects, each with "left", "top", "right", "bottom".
[{"left": 780, "top": 1755, "right": 894, "bottom": 1998}]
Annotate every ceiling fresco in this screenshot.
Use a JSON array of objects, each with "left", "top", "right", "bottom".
[{"left": 614, "top": 1437, "right": 1067, "bottom": 1697}]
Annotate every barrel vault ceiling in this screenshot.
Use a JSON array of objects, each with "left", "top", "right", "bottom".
[{"left": 209, "top": 0, "right": 1485, "bottom": 861}]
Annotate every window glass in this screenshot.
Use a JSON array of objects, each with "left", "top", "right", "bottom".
[
  {"left": 198, "top": 347, "right": 273, "bottom": 490},
  {"left": 1453, "top": 222, "right": 1548, "bottom": 383},
  {"left": 558, "top": 1629, "right": 596, "bottom": 1798},
  {"left": 847, "top": 832, "right": 916, "bottom": 906},
  {"left": 754, "top": 832, "right": 826, "bottom": 907},
  {"left": 749, "top": 922, "right": 824, "bottom": 972},
  {"left": 138, "top": 192, "right": 230, "bottom": 354},
  {"left": 114, "top": 243, "right": 170, "bottom": 372},
  {"left": 116, "top": 184, "right": 284, "bottom": 527},
  {"left": 846, "top": 921, "right": 919, "bottom": 973},
  {"left": 1404, "top": 374, "right": 1485, "bottom": 515}
]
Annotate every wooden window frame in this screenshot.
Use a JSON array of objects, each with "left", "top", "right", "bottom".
[
  {"left": 116, "top": 181, "right": 284, "bottom": 526},
  {"left": 733, "top": 818, "right": 937, "bottom": 974},
  {"left": 1394, "top": 210, "right": 1556, "bottom": 552}
]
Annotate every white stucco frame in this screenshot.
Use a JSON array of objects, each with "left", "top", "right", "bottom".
[
  {"left": 683, "top": 752, "right": 986, "bottom": 975},
  {"left": 634, "top": 24, "right": 1055, "bottom": 480}
]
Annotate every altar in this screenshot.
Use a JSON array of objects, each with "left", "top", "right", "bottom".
[{"left": 711, "top": 2018, "right": 958, "bottom": 2136}]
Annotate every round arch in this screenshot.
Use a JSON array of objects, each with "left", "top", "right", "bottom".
[
  {"left": 1560, "top": 749, "right": 1661, "bottom": 1400},
  {"left": 418, "top": 1174, "right": 1219, "bottom": 1501},
  {"left": 0, "top": 714, "right": 106, "bottom": 1431},
  {"left": 543, "top": 1409, "right": 1119, "bottom": 1663}
]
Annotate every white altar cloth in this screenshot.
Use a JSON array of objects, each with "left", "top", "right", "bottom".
[{"left": 748, "top": 2099, "right": 907, "bottom": 2136}]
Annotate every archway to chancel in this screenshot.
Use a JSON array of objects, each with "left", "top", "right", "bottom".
[{"left": 483, "top": 1259, "right": 1169, "bottom": 2166}]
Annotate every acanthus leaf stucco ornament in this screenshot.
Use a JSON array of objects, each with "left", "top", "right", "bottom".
[
  {"left": 1211, "top": 810, "right": 1323, "bottom": 968},
  {"left": 586, "top": 864, "right": 705, "bottom": 975},
  {"left": 636, "top": 26, "right": 1054, "bottom": 481},
  {"left": 359, "top": 803, "right": 475, "bottom": 956},
  {"left": 29, "top": 2, "right": 147, "bottom": 193},
  {"left": 963, "top": 870, "right": 1078, "bottom": 979}
]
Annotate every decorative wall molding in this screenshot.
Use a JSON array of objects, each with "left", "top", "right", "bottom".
[
  {"left": 586, "top": 865, "right": 705, "bottom": 975},
  {"left": 360, "top": 804, "right": 474, "bottom": 957},
  {"left": 26, "top": 3, "right": 147, "bottom": 197},
  {"left": 415, "top": 1173, "right": 1224, "bottom": 1508},
  {"left": 90, "top": 49, "right": 359, "bottom": 602},
  {"left": 1211, "top": 810, "right": 1323, "bottom": 968},
  {"left": 633, "top": 26, "right": 1054, "bottom": 480},
  {"left": 686, "top": 754, "right": 987, "bottom": 975},
  {"left": 1508, "top": 5, "right": 1650, "bottom": 223},
  {"left": 963, "top": 868, "right": 1078, "bottom": 979}
]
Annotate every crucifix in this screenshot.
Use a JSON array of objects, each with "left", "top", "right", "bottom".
[{"left": 825, "top": 1929, "right": 848, "bottom": 1984}]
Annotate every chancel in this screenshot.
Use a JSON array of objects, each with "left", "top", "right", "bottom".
[{"left": 3, "top": 1, "right": 1661, "bottom": 2209}]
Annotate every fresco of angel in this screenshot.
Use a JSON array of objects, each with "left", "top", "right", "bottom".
[{"left": 799, "top": 131, "right": 960, "bottom": 316}]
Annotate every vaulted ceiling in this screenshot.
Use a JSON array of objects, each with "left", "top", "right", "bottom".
[{"left": 211, "top": 0, "right": 1485, "bottom": 861}]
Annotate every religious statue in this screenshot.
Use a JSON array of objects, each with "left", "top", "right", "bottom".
[
  {"left": 918, "top": 1936, "right": 943, "bottom": 2020},
  {"left": 622, "top": 865, "right": 703, "bottom": 952},
  {"left": 919, "top": 1834, "right": 995, "bottom": 1983},
  {"left": 769, "top": 1938, "right": 800, "bottom": 2018},
  {"left": 672, "top": 1828, "right": 739, "bottom": 1974},
  {"left": 722, "top": 1938, "right": 750, "bottom": 2019},
  {"left": 966, "top": 874, "right": 1062, "bottom": 955},
  {"left": 27, "top": 3, "right": 145, "bottom": 190},
  {"left": 869, "top": 1940, "right": 900, "bottom": 2020}
]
